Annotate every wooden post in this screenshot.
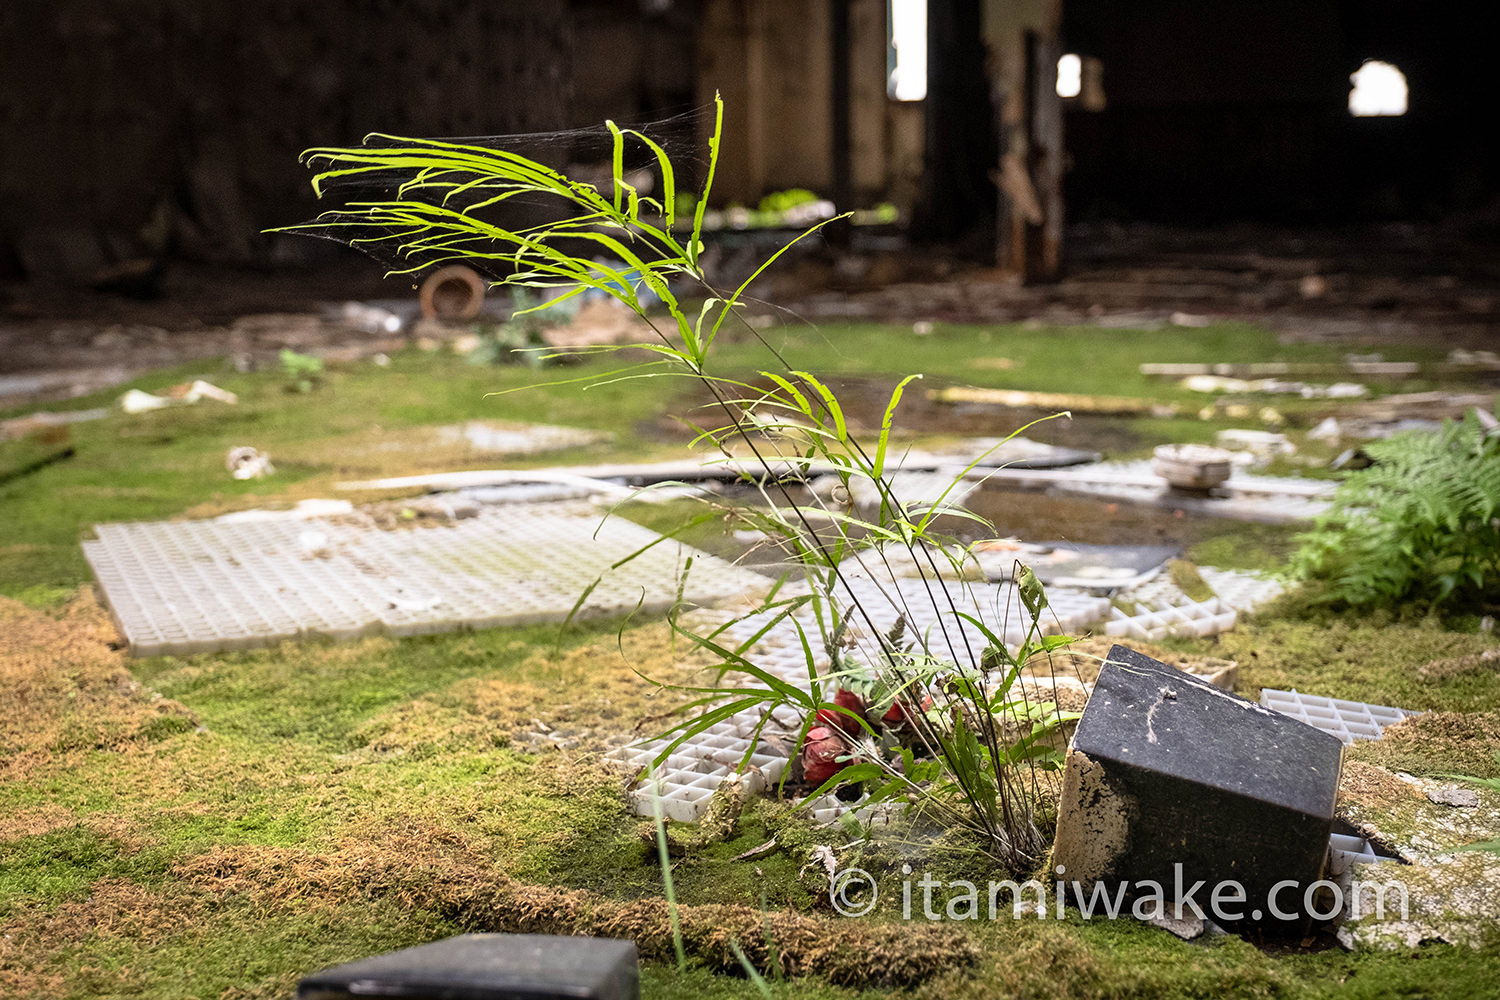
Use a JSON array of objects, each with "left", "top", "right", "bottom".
[
  {"left": 992, "top": 0, "right": 1064, "bottom": 281},
  {"left": 744, "top": 0, "right": 768, "bottom": 200},
  {"left": 829, "top": 0, "right": 853, "bottom": 246},
  {"left": 1029, "top": 3, "right": 1064, "bottom": 280}
]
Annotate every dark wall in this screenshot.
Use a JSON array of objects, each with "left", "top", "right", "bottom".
[
  {"left": 1063, "top": 0, "right": 1495, "bottom": 224},
  {"left": 0, "top": 0, "right": 581, "bottom": 280}
]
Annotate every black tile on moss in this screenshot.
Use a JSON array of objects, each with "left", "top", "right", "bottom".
[
  {"left": 297, "top": 934, "right": 639, "bottom": 1000},
  {"left": 1053, "top": 644, "right": 1343, "bottom": 929}
]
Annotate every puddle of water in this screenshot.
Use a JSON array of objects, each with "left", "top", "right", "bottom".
[
  {"left": 648, "top": 374, "right": 1147, "bottom": 454},
  {"left": 958, "top": 482, "right": 1220, "bottom": 547}
]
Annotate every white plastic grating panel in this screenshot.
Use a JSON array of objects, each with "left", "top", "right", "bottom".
[
  {"left": 1259, "top": 688, "right": 1421, "bottom": 745},
  {"left": 607, "top": 706, "right": 793, "bottom": 822},
  {"left": 1118, "top": 570, "right": 1191, "bottom": 610},
  {"left": 1198, "top": 566, "right": 1286, "bottom": 612},
  {"left": 610, "top": 572, "right": 1113, "bottom": 822},
  {"left": 1104, "top": 564, "right": 1282, "bottom": 640},
  {"left": 84, "top": 501, "right": 768, "bottom": 657},
  {"left": 1104, "top": 597, "right": 1237, "bottom": 641}
]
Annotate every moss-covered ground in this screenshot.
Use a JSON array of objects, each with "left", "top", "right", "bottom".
[{"left": 2, "top": 321, "right": 1496, "bottom": 997}]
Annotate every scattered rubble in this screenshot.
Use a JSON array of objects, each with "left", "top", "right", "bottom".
[
  {"left": 1151, "top": 443, "right": 1234, "bottom": 491},
  {"left": 1180, "top": 374, "right": 1368, "bottom": 399},
  {"left": 0, "top": 407, "right": 108, "bottom": 442},
  {"left": 1214, "top": 429, "right": 1296, "bottom": 463},
  {"left": 225, "top": 446, "right": 275, "bottom": 480}
]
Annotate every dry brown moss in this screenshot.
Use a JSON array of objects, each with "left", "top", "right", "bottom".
[
  {"left": 1030, "top": 635, "right": 1234, "bottom": 687},
  {"left": 1417, "top": 648, "right": 1500, "bottom": 681},
  {"left": 336, "top": 623, "right": 702, "bottom": 763},
  {"left": 0, "top": 804, "right": 78, "bottom": 842},
  {"left": 0, "top": 877, "right": 209, "bottom": 998},
  {"left": 0, "top": 589, "right": 196, "bottom": 779},
  {"left": 452, "top": 624, "right": 701, "bottom": 744},
  {"left": 914, "top": 923, "right": 1105, "bottom": 1000},
  {"left": 173, "top": 819, "right": 977, "bottom": 988},
  {"left": 1338, "top": 760, "right": 1426, "bottom": 811}
]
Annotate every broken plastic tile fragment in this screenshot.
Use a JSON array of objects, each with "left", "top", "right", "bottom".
[{"left": 1258, "top": 688, "right": 1421, "bottom": 745}]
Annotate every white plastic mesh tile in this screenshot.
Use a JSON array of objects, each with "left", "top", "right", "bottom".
[
  {"left": 1198, "top": 566, "right": 1286, "bottom": 612},
  {"left": 709, "top": 572, "right": 1114, "bottom": 672},
  {"left": 1104, "top": 597, "right": 1238, "bottom": 641},
  {"left": 609, "top": 571, "right": 1113, "bottom": 822},
  {"left": 967, "top": 541, "right": 1176, "bottom": 591},
  {"left": 1118, "top": 571, "right": 1193, "bottom": 610},
  {"left": 85, "top": 501, "right": 767, "bottom": 657},
  {"left": 607, "top": 707, "right": 795, "bottom": 822},
  {"left": 1105, "top": 564, "right": 1282, "bottom": 639},
  {"left": 1259, "top": 688, "right": 1421, "bottom": 744}
]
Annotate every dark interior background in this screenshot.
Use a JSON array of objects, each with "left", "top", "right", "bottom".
[
  {"left": 1062, "top": 0, "right": 1493, "bottom": 225},
  {"left": 0, "top": 0, "right": 1493, "bottom": 286}
]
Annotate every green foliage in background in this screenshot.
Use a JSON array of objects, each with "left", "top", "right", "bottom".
[
  {"left": 279, "top": 348, "right": 324, "bottom": 392},
  {"left": 1291, "top": 407, "right": 1500, "bottom": 611}
]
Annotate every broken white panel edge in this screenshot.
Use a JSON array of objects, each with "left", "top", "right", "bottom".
[{"left": 1258, "top": 688, "right": 1421, "bottom": 745}]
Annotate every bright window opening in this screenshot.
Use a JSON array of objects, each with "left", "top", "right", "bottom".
[
  {"left": 888, "top": 0, "right": 927, "bottom": 101},
  {"left": 1349, "top": 60, "right": 1408, "bottom": 117},
  {"left": 1056, "top": 53, "right": 1082, "bottom": 99}
]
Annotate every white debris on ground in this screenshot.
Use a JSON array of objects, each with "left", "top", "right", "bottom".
[
  {"left": 434, "top": 421, "right": 608, "bottom": 455},
  {"left": 1043, "top": 460, "right": 1334, "bottom": 523},
  {"left": 118, "top": 379, "right": 239, "bottom": 414},
  {"left": 225, "top": 445, "right": 275, "bottom": 480}
]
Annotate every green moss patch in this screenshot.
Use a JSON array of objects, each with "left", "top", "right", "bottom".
[
  {"left": 1185, "top": 618, "right": 1500, "bottom": 712},
  {"left": 1346, "top": 712, "right": 1500, "bottom": 780}
]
